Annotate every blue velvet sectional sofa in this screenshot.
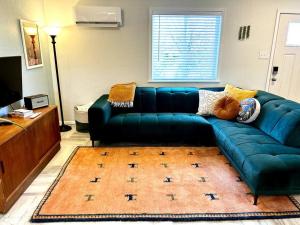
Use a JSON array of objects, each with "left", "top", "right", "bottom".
[{"left": 88, "top": 87, "right": 300, "bottom": 205}]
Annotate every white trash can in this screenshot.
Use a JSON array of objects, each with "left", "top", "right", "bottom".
[{"left": 74, "top": 103, "right": 93, "bottom": 133}]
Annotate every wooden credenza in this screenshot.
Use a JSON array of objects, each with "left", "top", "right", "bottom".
[{"left": 0, "top": 106, "right": 61, "bottom": 213}]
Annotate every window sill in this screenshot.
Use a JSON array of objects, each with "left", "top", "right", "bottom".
[{"left": 148, "top": 80, "right": 221, "bottom": 83}]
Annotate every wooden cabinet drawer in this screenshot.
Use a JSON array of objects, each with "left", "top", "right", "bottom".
[{"left": 26, "top": 108, "right": 60, "bottom": 160}]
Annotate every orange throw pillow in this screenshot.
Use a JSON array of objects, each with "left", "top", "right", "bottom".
[{"left": 213, "top": 96, "right": 240, "bottom": 120}]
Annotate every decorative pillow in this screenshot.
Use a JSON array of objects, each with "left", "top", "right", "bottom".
[
  {"left": 213, "top": 96, "right": 240, "bottom": 120},
  {"left": 225, "top": 84, "right": 257, "bottom": 101},
  {"left": 237, "top": 98, "right": 261, "bottom": 123},
  {"left": 197, "top": 90, "right": 226, "bottom": 116}
]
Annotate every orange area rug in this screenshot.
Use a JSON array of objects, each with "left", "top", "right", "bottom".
[{"left": 31, "top": 147, "right": 300, "bottom": 222}]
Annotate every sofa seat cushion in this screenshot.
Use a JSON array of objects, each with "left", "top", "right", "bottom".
[
  {"left": 209, "top": 118, "right": 278, "bottom": 167},
  {"left": 105, "top": 113, "right": 214, "bottom": 144},
  {"left": 208, "top": 117, "right": 300, "bottom": 193}
]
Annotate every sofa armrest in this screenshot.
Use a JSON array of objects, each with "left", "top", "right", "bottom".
[{"left": 88, "top": 94, "right": 112, "bottom": 140}]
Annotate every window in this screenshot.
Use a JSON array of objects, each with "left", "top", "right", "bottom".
[
  {"left": 151, "top": 10, "right": 223, "bottom": 82},
  {"left": 286, "top": 22, "right": 300, "bottom": 46}
]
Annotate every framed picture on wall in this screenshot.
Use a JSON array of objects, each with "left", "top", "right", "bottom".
[{"left": 20, "top": 19, "right": 43, "bottom": 69}]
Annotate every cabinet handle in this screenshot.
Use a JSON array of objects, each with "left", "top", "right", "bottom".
[{"left": 0, "top": 161, "right": 4, "bottom": 174}]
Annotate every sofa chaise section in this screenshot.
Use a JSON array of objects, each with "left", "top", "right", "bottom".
[{"left": 209, "top": 90, "right": 300, "bottom": 204}]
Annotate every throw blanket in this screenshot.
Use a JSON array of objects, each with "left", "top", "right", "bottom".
[{"left": 108, "top": 82, "right": 136, "bottom": 107}]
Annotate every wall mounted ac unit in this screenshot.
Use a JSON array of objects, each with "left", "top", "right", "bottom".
[{"left": 75, "top": 5, "right": 123, "bottom": 28}]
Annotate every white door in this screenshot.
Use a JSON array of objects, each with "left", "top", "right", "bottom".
[{"left": 268, "top": 13, "right": 300, "bottom": 102}]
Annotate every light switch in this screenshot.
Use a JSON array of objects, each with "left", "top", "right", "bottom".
[{"left": 258, "top": 50, "right": 270, "bottom": 59}]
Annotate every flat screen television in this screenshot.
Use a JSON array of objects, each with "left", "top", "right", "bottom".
[{"left": 0, "top": 56, "right": 23, "bottom": 108}]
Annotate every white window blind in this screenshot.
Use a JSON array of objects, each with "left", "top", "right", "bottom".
[{"left": 151, "top": 11, "right": 222, "bottom": 82}]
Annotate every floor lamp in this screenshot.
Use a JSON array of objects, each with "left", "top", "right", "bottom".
[{"left": 45, "top": 27, "right": 71, "bottom": 132}]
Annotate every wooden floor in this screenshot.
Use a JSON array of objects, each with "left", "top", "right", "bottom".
[{"left": 1, "top": 126, "right": 299, "bottom": 225}]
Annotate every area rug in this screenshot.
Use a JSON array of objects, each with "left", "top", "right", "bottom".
[{"left": 31, "top": 146, "right": 300, "bottom": 222}]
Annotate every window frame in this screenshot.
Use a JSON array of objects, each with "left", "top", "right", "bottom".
[{"left": 149, "top": 8, "right": 224, "bottom": 83}]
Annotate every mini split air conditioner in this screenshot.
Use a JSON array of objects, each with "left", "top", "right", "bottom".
[{"left": 75, "top": 5, "right": 123, "bottom": 28}]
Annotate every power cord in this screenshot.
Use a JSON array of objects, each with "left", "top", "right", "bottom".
[{"left": 0, "top": 118, "right": 26, "bottom": 130}]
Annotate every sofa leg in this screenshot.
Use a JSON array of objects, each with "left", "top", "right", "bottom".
[
  {"left": 92, "top": 140, "right": 95, "bottom": 147},
  {"left": 253, "top": 195, "right": 258, "bottom": 205}
]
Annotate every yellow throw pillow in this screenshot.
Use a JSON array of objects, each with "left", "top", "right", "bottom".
[{"left": 225, "top": 84, "right": 257, "bottom": 101}]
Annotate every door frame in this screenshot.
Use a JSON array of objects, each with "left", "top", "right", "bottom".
[{"left": 265, "top": 9, "right": 300, "bottom": 91}]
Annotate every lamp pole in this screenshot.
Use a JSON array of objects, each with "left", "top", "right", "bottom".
[{"left": 50, "top": 35, "right": 71, "bottom": 132}]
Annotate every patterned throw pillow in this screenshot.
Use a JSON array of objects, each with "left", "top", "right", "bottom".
[
  {"left": 237, "top": 98, "right": 261, "bottom": 123},
  {"left": 197, "top": 90, "right": 226, "bottom": 116}
]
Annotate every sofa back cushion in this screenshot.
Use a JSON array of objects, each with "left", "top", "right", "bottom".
[
  {"left": 111, "top": 86, "right": 224, "bottom": 115},
  {"left": 133, "top": 87, "right": 157, "bottom": 112},
  {"left": 156, "top": 87, "right": 199, "bottom": 113},
  {"left": 255, "top": 91, "right": 300, "bottom": 147}
]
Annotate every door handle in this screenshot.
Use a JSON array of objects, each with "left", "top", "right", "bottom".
[{"left": 272, "top": 78, "right": 277, "bottom": 82}]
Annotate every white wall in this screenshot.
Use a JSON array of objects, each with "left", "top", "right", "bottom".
[
  {"left": 43, "top": 0, "right": 300, "bottom": 121},
  {"left": 0, "top": 0, "right": 54, "bottom": 116}
]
